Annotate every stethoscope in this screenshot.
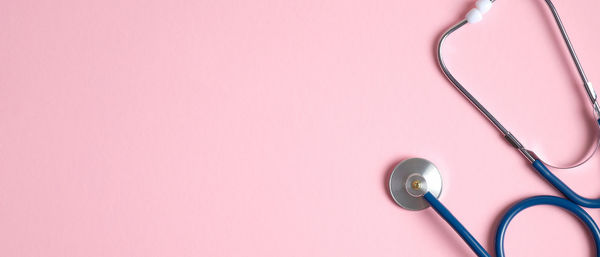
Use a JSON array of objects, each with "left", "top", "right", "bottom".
[{"left": 388, "top": 0, "right": 600, "bottom": 256}]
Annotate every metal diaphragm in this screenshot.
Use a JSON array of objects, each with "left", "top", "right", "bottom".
[{"left": 389, "top": 158, "right": 443, "bottom": 211}]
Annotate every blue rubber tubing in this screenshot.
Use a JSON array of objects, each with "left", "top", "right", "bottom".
[
  {"left": 424, "top": 192, "right": 491, "bottom": 257},
  {"left": 533, "top": 160, "right": 600, "bottom": 208},
  {"left": 424, "top": 192, "right": 600, "bottom": 257},
  {"left": 495, "top": 195, "right": 600, "bottom": 257}
]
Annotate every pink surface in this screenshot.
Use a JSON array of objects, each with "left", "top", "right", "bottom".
[{"left": 2, "top": 0, "right": 600, "bottom": 256}]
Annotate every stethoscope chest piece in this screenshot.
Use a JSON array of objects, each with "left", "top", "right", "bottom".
[{"left": 389, "top": 158, "right": 443, "bottom": 211}]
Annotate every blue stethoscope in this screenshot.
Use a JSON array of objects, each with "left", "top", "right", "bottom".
[{"left": 389, "top": 1, "right": 600, "bottom": 256}]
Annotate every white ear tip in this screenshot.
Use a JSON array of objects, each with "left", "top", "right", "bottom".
[
  {"left": 476, "top": 0, "right": 492, "bottom": 14},
  {"left": 466, "top": 9, "right": 483, "bottom": 24}
]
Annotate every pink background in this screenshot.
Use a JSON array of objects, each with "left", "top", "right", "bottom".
[{"left": 2, "top": 0, "right": 600, "bottom": 256}]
